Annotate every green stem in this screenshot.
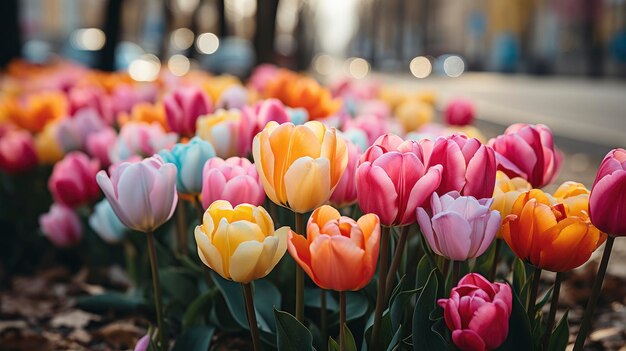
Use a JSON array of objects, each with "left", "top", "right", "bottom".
[
  {"left": 321, "top": 290, "right": 327, "bottom": 350},
  {"left": 542, "top": 272, "right": 563, "bottom": 350},
  {"left": 123, "top": 239, "right": 137, "bottom": 287},
  {"left": 295, "top": 211, "right": 305, "bottom": 322},
  {"left": 269, "top": 201, "right": 280, "bottom": 226},
  {"left": 385, "top": 225, "right": 410, "bottom": 300},
  {"left": 242, "top": 283, "right": 263, "bottom": 351},
  {"left": 452, "top": 260, "right": 460, "bottom": 287},
  {"left": 175, "top": 201, "right": 188, "bottom": 255},
  {"left": 489, "top": 239, "right": 502, "bottom": 281},
  {"left": 573, "top": 235, "right": 616, "bottom": 351},
  {"left": 370, "top": 226, "right": 390, "bottom": 350},
  {"left": 419, "top": 231, "right": 439, "bottom": 274},
  {"left": 193, "top": 196, "right": 204, "bottom": 223},
  {"left": 527, "top": 266, "right": 542, "bottom": 324},
  {"left": 339, "top": 291, "right": 346, "bottom": 351},
  {"left": 146, "top": 231, "right": 166, "bottom": 351}
]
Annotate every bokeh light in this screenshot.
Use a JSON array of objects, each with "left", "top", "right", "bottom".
[
  {"left": 410, "top": 56, "right": 432, "bottom": 78},
  {"left": 70, "top": 28, "right": 106, "bottom": 51},
  {"left": 168, "top": 54, "right": 191, "bottom": 76},
  {"left": 347, "top": 57, "right": 370, "bottom": 79},
  {"left": 128, "top": 54, "right": 161, "bottom": 82},
  {"left": 196, "top": 33, "right": 220, "bottom": 54}
]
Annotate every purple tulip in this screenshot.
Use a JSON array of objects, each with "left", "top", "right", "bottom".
[
  {"left": 417, "top": 191, "right": 500, "bottom": 261},
  {"left": 96, "top": 155, "right": 178, "bottom": 233}
]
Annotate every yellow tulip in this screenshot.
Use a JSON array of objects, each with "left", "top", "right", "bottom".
[
  {"left": 253, "top": 121, "right": 348, "bottom": 213},
  {"left": 490, "top": 171, "right": 532, "bottom": 238},
  {"left": 395, "top": 100, "right": 433, "bottom": 132},
  {"left": 553, "top": 181, "right": 590, "bottom": 217},
  {"left": 195, "top": 109, "right": 241, "bottom": 158},
  {"left": 194, "top": 200, "right": 289, "bottom": 283},
  {"left": 35, "top": 122, "right": 64, "bottom": 164}
]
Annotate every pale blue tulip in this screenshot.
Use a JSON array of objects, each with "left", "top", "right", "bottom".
[
  {"left": 89, "top": 199, "right": 128, "bottom": 244},
  {"left": 159, "top": 137, "right": 216, "bottom": 194}
]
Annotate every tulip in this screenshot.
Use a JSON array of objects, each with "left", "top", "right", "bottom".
[
  {"left": 356, "top": 133, "right": 442, "bottom": 226},
  {"left": 489, "top": 123, "right": 563, "bottom": 188},
  {"left": 196, "top": 109, "right": 250, "bottom": 158},
  {"left": 96, "top": 155, "right": 178, "bottom": 233},
  {"left": 111, "top": 84, "right": 157, "bottom": 117},
  {"left": 0, "top": 130, "right": 38, "bottom": 173},
  {"left": 216, "top": 85, "right": 249, "bottom": 110},
  {"left": 341, "top": 128, "right": 369, "bottom": 152},
  {"left": 589, "top": 148, "right": 626, "bottom": 236},
  {"left": 329, "top": 142, "right": 361, "bottom": 208},
  {"left": 35, "top": 122, "right": 64, "bottom": 164},
  {"left": 159, "top": 137, "right": 216, "bottom": 195},
  {"left": 253, "top": 121, "right": 348, "bottom": 213},
  {"left": 288, "top": 205, "right": 380, "bottom": 291},
  {"left": 248, "top": 64, "right": 279, "bottom": 92},
  {"left": 86, "top": 127, "right": 117, "bottom": 167},
  {"left": 395, "top": 100, "right": 434, "bottom": 132},
  {"left": 194, "top": 200, "right": 288, "bottom": 283},
  {"left": 164, "top": 86, "right": 213, "bottom": 137},
  {"left": 134, "top": 335, "right": 150, "bottom": 351},
  {"left": 501, "top": 189, "right": 605, "bottom": 272},
  {"left": 55, "top": 108, "right": 106, "bottom": 153},
  {"left": 201, "top": 157, "right": 265, "bottom": 208},
  {"left": 240, "top": 99, "right": 290, "bottom": 154},
  {"left": 425, "top": 134, "right": 497, "bottom": 199},
  {"left": 89, "top": 199, "right": 128, "bottom": 244},
  {"left": 574, "top": 148, "right": 626, "bottom": 350},
  {"left": 67, "top": 85, "right": 114, "bottom": 125},
  {"left": 48, "top": 152, "right": 101, "bottom": 208},
  {"left": 438, "top": 273, "right": 512, "bottom": 351},
  {"left": 490, "top": 171, "right": 532, "bottom": 238},
  {"left": 417, "top": 191, "right": 500, "bottom": 261},
  {"left": 343, "top": 114, "right": 389, "bottom": 146},
  {"left": 39, "top": 203, "right": 83, "bottom": 247},
  {"left": 6, "top": 91, "right": 67, "bottom": 132},
  {"left": 444, "top": 98, "right": 475, "bottom": 126},
  {"left": 118, "top": 102, "right": 168, "bottom": 131},
  {"left": 109, "top": 122, "right": 177, "bottom": 163}
]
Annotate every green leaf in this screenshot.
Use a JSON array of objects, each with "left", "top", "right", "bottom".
[
  {"left": 412, "top": 269, "right": 446, "bottom": 351},
  {"left": 329, "top": 292, "right": 368, "bottom": 326},
  {"left": 328, "top": 336, "right": 339, "bottom": 351},
  {"left": 160, "top": 267, "right": 198, "bottom": 304},
  {"left": 473, "top": 239, "right": 498, "bottom": 276},
  {"left": 364, "top": 310, "right": 394, "bottom": 351},
  {"left": 171, "top": 325, "right": 215, "bottom": 351},
  {"left": 547, "top": 311, "right": 569, "bottom": 351},
  {"left": 77, "top": 292, "right": 147, "bottom": 315},
  {"left": 182, "top": 290, "right": 215, "bottom": 330},
  {"left": 512, "top": 258, "right": 527, "bottom": 302},
  {"left": 343, "top": 324, "right": 357, "bottom": 351},
  {"left": 496, "top": 289, "right": 533, "bottom": 351},
  {"left": 274, "top": 309, "right": 314, "bottom": 351},
  {"left": 390, "top": 285, "right": 422, "bottom": 331},
  {"left": 415, "top": 255, "right": 432, "bottom": 290},
  {"left": 304, "top": 286, "right": 338, "bottom": 310},
  {"left": 386, "top": 326, "right": 402, "bottom": 351},
  {"left": 536, "top": 286, "right": 554, "bottom": 312}
]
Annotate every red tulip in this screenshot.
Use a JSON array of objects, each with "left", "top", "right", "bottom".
[
  {"left": 48, "top": 152, "right": 100, "bottom": 208},
  {"left": 488, "top": 123, "right": 562, "bottom": 188},
  {"left": 0, "top": 130, "right": 38, "bottom": 173},
  {"left": 164, "top": 86, "right": 212, "bottom": 137},
  {"left": 444, "top": 98, "right": 475, "bottom": 126},
  {"left": 589, "top": 148, "right": 626, "bottom": 236},
  {"left": 438, "top": 273, "right": 512, "bottom": 351}
]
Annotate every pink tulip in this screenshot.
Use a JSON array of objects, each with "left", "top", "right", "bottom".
[
  {"left": 0, "top": 130, "right": 38, "bottom": 173},
  {"left": 48, "top": 152, "right": 101, "bottom": 208},
  {"left": 589, "top": 148, "right": 626, "bottom": 236},
  {"left": 134, "top": 334, "right": 150, "bottom": 351},
  {"left": 356, "top": 134, "right": 442, "bottom": 226},
  {"left": 239, "top": 99, "right": 290, "bottom": 155},
  {"left": 67, "top": 86, "right": 114, "bottom": 125},
  {"left": 344, "top": 114, "right": 389, "bottom": 146},
  {"left": 444, "top": 98, "right": 475, "bottom": 126},
  {"left": 425, "top": 134, "right": 497, "bottom": 199},
  {"left": 438, "top": 273, "right": 512, "bottom": 351},
  {"left": 201, "top": 157, "right": 265, "bottom": 208},
  {"left": 96, "top": 155, "right": 178, "bottom": 233},
  {"left": 86, "top": 127, "right": 117, "bottom": 167},
  {"left": 164, "top": 86, "right": 212, "bottom": 136},
  {"left": 111, "top": 84, "right": 157, "bottom": 116},
  {"left": 488, "top": 123, "right": 563, "bottom": 188},
  {"left": 39, "top": 203, "right": 83, "bottom": 247},
  {"left": 329, "top": 142, "right": 361, "bottom": 208},
  {"left": 109, "top": 122, "right": 177, "bottom": 163},
  {"left": 417, "top": 191, "right": 500, "bottom": 260},
  {"left": 216, "top": 85, "right": 249, "bottom": 110},
  {"left": 55, "top": 107, "right": 106, "bottom": 153},
  {"left": 248, "top": 64, "right": 279, "bottom": 92}
]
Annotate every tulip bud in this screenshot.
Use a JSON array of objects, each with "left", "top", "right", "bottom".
[
  {"left": 201, "top": 157, "right": 265, "bottom": 208},
  {"left": 48, "top": 151, "right": 100, "bottom": 208},
  {"left": 0, "top": 130, "right": 38, "bottom": 173},
  {"left": 444, "top": 98, "right": 475, "bottom": 126},
  {"left": 39, "top": 204, "right": 83, "bottom": 247},
  {"left": 589, "top": 148, "right": 626, "bottom": 236},
  {"left": 159, "top": 137, "right": 216, "bottom": 195},
  {"left": 164, "top": 86, "right": 213, "bottom": 137}
]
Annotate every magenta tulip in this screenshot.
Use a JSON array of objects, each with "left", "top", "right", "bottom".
[
  {"left": 0, "top": 130, "right": 38, "bottom": 174},
  {"left": 164, "top": 86, "right": 212, "bottom": 136},
  {"left": 488, "top": 123, "right": 562, "bottom": 188},
  {"left": 444, "top": 98, "right": 475, "bottom": 126},
  {"left": 425, "top": 134, "right": 497, "bottom": 199},
  {"left": 48, "top": 152, "right": 100, "bottom": 208},
  {"left": 329, "top": 141, "right": 361, "bottom": 208},
  {"left": 39, "top": 203, "right": 83, "bottom": 247},
  {"left": 589, "top": 148, "right": 626, "bottom": 236},
  {"left": 417, "top": 191, "right": 500, "bottom": 261},
  {"left": 356, "top": 134, "right": 442, "bottom": 226},
  {"left": 96, "top": 155, "right": 178, "bottom": 233},
  {"left": 438, "top": 273, "right": 512, "bottom": 351},
  {"left": 201, "top": 157, "right": 265, "bottom": 208}
]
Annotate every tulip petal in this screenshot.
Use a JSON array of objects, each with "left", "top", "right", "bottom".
[
  {"left": 310, "top": 234, "right": 366, "bottom": 291},
  {"left": 468, "top": 303, "right": 509, "bottom": 350},
  {"left": 194, "top": 227, "right": 225, "bottom": 278},
  {"left": 356, "top": 162, "right": 398, "bottom": 225},
  {"left": 287, "top": 231, "right": 319, "bottom": 285},
  {"left": 431, "top": 211, "right": 472, "bottom": 261},
  {"left": 400, "top": 165, "right": 442, "bottom": 224},
  {"left": 284, "top": 157, "right": 331, "bottom": 213},
  {"left": 228, "top": 240, "right": 264, "bottom": 283},
  {"left": 451, "top": 329, "right": 486, "bottom": 351}
]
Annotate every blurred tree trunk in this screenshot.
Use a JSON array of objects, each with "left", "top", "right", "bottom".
[
  {"left": 584, "top": 0, "right": 604, "bottom": 77},
  {"left": 160, "top": 0, "right": 174, "bottom": 59},
  {"left": 217, "top": 0, "right": 227, "bottom": 37},
  {"left": 254, "top": 0, "right": 280, "bottom": 64},
  {"left": 98, "top": 0, "right": 123, "bottom": 71},
  {"left": 0, "top": 0, "right": 21, "bottom": 68},
  {"left": 186, "top": 0, "right": 203, "bottom": 59}
]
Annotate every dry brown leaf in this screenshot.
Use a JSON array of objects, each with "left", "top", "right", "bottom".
[
  {"left": 68, "top": 328, "right": 92, "bottom": 344},
  {"left": 96, "top": 320, "right": 145, "bottom": 349},
  {"left": 0, "top": 320, "right": 28, "bottom": 333},
  {"left": 50, "top": 309, "right": 102, "bottom": 329}
]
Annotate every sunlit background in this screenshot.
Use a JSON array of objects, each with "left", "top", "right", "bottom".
[{"left": 5, "top": 0, "right": 626, "bottom": 80}]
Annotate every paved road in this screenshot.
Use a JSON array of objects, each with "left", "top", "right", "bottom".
[{"left": 379, "top": 72, "right": 626, "bottom": 155}]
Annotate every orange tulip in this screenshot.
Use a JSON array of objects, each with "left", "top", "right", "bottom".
[
  {"left": 287, "top": 205, "right": 380, "bottom": 291},
  {"left": 502, "top": 189, "right": 606, "bottom": 272},
  {"left": 490, "top": 171, "right": 532, "bottom": 238},
  {"left": 6, "top": 92, "right": 67, "bottom": 133},
  {"left": 264, "top": 70, "right": 341, "bottom": 120},
  {"left": 118, "top": 102, "right": 168, "bottom": 131}
]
